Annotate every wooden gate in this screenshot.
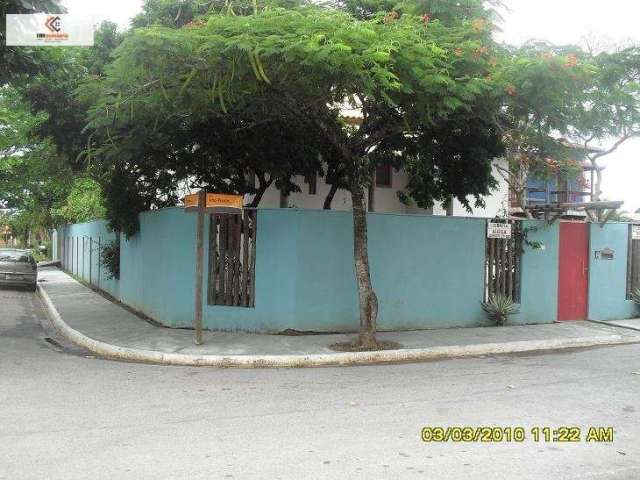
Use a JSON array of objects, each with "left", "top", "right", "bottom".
[
  {"left": 627, "top": 225, "right": 640, "bottom": 298},
  {"left": 207, "top": 210, "right": 257, "bottom": 307},
  {"left": 485, "top": 221, "right": 522, "bottom": 301}
]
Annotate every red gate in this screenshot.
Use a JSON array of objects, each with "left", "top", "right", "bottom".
[{"left": 558, "top": 222, "right": 589, "bottom": 321}]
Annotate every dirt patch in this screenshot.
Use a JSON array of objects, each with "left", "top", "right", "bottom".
[{"left": 330, "top": 340, "right": 403, "bottom": 352}]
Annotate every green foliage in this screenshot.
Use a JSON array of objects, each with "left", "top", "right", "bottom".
[
  {"left": 132, "top": 0, "right": 306, "bottom": 28},
  {"left": 18, "top": 22, "right": 125, "bottom": 164},
  {"left": 0, "top": 86, "right": 72, "bottom": 239},
  {"left": 51, "top": 177, "right": 106, "bottom": 224},
  {"left": 481, "top": 293, "right": 520, "bottom": 326},
  {"left": 342, "top": 0, "right": 503, "bottom": 24},
  {"left": 87, "top": 1, "right": 501, "bottom": 231},
  {"left": 100, "top": 239, "right": 120, "bottom": 280},
  {"left": 570, "top": 48, "right": 640, "bottom": 144}
]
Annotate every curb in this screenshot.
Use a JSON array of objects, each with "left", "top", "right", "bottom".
[{"left": 38, "top": 285, "right": 640, "bottom": 369}]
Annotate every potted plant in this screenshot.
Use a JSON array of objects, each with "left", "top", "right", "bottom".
[{"left": 481, "top": 294, "right": 520, "bottom": 326}]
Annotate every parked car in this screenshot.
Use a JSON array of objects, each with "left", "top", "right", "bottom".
[{"left": 0, "top": 249, "right": 38, "bottom": 291}]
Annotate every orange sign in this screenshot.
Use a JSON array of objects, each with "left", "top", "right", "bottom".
[{"left": 184, "top": 193, "right": 243, "bottom": 212}]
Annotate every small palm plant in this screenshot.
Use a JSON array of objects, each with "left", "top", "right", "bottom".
[
  {"left": 632, "top": 288, "right": 640, "bottom": 307},
  {"left": 481, "top": 294, "right": 520, "bottom": 326}
]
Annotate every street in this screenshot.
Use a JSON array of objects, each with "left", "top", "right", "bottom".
[{"left": 1, "top": 287, "right": 640, "bottom": 480}]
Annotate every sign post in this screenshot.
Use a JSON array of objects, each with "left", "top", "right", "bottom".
[
  {"left": 194, "top": 190, "right": 206, "bottom": 345},
  {"left": 185, "top": 191, "right": 243, "bottom": 345}
]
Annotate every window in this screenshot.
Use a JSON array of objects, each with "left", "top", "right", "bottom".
[
  {"left": 305, "top": 174, "right": 317, "bottom": 195},
  {"left": 626, "top": 225, "right": 640, "bottom": 298},
  {"left": 0, "top": 249, "right": 32, "bottom": 263},
  {"left": 376, "top": 164, "right": 392, "bottom": 187}
]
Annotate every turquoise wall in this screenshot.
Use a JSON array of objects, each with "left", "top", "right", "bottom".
[
  {"left": 60, "top": 208, "right": 563, "bottom": 333},
  {"left": 60, "top": 220, "right": 119, "bottom": 299},
  {"left": 512, "top": 221, "right": 560, "bottom": 324},
  {"left": 588, "top": 223, "right": 637, "bottom": 321}
]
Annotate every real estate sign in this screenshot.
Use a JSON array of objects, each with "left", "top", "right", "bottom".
[{"left": 487, "top": 222, "right": 512, "bottom": 239}]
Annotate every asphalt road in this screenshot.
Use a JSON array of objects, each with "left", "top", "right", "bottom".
[{"left": 2, "top": 287, "right": 640, "bottom": 480}]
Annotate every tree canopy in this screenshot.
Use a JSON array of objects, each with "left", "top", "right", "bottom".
[{"left": 85, "top": 0, "right": 504, "bottom": 346}]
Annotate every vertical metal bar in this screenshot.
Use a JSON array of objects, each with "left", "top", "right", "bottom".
[
  {"left": 507, "top": 233, "right": 513, "bottom": 299},
  {"left": 226, "top": 217, "right": 237, "bottom": 306},
  {"left": 633, "top": 240, "right": 640, "bottom": 296},
  {"left": 497, "top": 238, "right": 502, "bottom": 295},
  {"left": 494, "top": 239, "right": 501, "bottom": 295},
  {"left": 515, "top": 223, "right": 522, "bottom": 302},
  {"left": 627, "top": 225, "right": 633, "bottom": 298},
  {"left": 228, "top": 216, "right": 236, "bottom": 306},
  {"left": 488, "top": 237, "right": 495, "bottom": 298},
  {"left": 250, "top": 210, "right": 257, "bottom": 307},
  {"left": 500, "top": 237, "right": 507, "bottom": 295},
  {"left": 241, "top": 210, "right": 250, "bottom": 307},
  {"left": 97, "top": 237, "right": 101, "bottom": 289},
  {"left": 194, "top": 190, "right": 206, "bottom": 345},
  {"left": 234, "top": 215, "right": 242, "bottom": 306},
  {"left": 82, "top": 237, "right": 85, "bottom": 280},
  {"left": 207, "top": 215, "right": 217, "bottom": 305},
  {"left": 89, "top": 237, "right": 93, "bottom": 285},
  {"left": 218, "top": 217, "right": 227, "bottom": 305},
  {"left": 484, "top": 234, "right": 489, "bottom": 301}
]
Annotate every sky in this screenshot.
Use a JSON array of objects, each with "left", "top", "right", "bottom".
[{"left": 61, "top": 0, "right": 640, "bottom": 213}]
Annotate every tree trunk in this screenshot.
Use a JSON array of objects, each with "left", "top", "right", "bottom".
[
  {"left": 323, "top": 183, "right": 339, "bottom": 210},
  {"left": 350, "top": 171, "right": 379, "bottom": 349},
  {"left": 517, "top": 189, "right": 533, "bottom": 219},
  {"left": 445, "top": 195, "right": 454, "bottom": 216},
  {"left": 594, "top": 166, "right": 603, "bottom": 202},
  {"left": 248, "top": 178, "right": 272, "bottom": 208},
  {"left": 279, "top": 189, "right": 289, "bottom": 208},
  {"left": 367, "top": 183, "right": 375, "bottom": 212}
]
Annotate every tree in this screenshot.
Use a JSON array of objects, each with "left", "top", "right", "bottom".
[
  {"left": 51, "top": 177, "right": 106, "bottom": 224},
  {"left": 568, "top": 47, "right": 640, "bottom": 202},
  {"left": 87, "top": 2, "right": 501, "bottom": 348},
  {"left": 18, "top": 22, "right": 125, "bottom": 164},
  {"left": 0, "top": 86, "right": 79, "bottom": 241},
  {"left": 492, "top": 44, "right": 596, "bottom": 217}
]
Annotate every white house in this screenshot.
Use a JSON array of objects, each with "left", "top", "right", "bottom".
[{"left": 251, "top": 159, "right": 510, "bottom": 218}]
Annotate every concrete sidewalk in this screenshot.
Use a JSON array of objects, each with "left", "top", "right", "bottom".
[{"left": 37, "top": 267, "right": 640, "bottom": 367}]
